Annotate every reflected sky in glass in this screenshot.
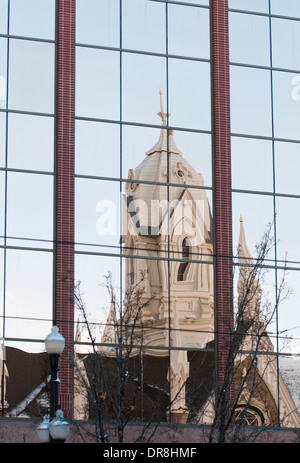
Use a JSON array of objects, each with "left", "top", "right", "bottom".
[
  {"left": 75, "top": 177, "right": 121, "bottom": 254},
  {"left": 0, "top": 38, "right": 7, "bottom": 110},
  {"left": 0, "top": 0, "right": 8, "bottom": 35},
  {"left": 122, "top": 0, "right": 166, "bottom": 54},
  {"left": 122, "top": 52, "right": 166, "bottom": 125},
  {"left": 272, "top": 18, "right": 300, "bottom": 71},
  {"left": 231, "top": 137, "right": 273, "bottom": 193},
  {"left": 8, "top": 39, "right": 54, "bottom": 114},
  {"left": 229, "top": 12, "right": 270, "bottom": 66},
  {"left": 168, "top": 4, "right": 210, "bottom": 59},
  {"left": 230, "top": 66, "right": 272, "bottom": 137},
  {"left": 275, "top": 196, "right": 300, "bottom": 263},
  {"left": 76, "top": 47, "right": 120, "bottom": 120},
  {"left": 6, "top": 172, "right": 53, "bottom": 248},
  {"left": 0, "top": 111, "right": 6, "bottom": 167},
  {"left": 75, "top": 120, "right": 120, "bottom": 178},
  {"left": 9, "top": 0, "right": 55, "bottom": 40},
  {"left": 76, "top": 0, "right": 120, "bottom": 47},
  {"left": 229, "top": 0, "right": 269, "bottom": 13},
  {"left": 275, "top": 142, "right": 300, "bottom": 195},
  {"left": 5, "top": 248, "right": 53, "bottom": 342},
  {"left": 7, "top": 113, "right": 54, "bottom": 172},
  {"left": 232, "top": 192, "right": 275, "bottom": 262},
  {"left": 75, "top": 253, "right": 121, "bottom": 330},
  {"left": 271, "top": 0, "right": 300, "bottom": 18},
  {"left": 273, "top": 71, "right": 300, "bottom": 141},
  {"left": 168, "top": 58, "right": 211, "bottom": 131}
]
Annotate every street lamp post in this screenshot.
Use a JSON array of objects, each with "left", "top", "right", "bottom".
[
  {"left": 45, "top": 325, "right": 65, "bottom": 419},
  {"left": 37, "top": 326, "right": 70, "bottom": 443}
]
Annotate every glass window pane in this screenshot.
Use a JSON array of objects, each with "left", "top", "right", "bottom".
[
  {"left": 230, "top": 66, "right": 272, "bottom": 137},
  {"left": 234, "top": 265, "right": 278, "bottom": 348},
  {"left": 8, "top": 39, "right": 54, "bottom": 114},
  {"left": 0, "top": 171, "right": 5, "bottom": 247},
  {"left": 7, "top": 113, "right": 54, "bottom": 172},
  {"left": 0, "top": 38, "right": 7, "bottom": 109},
  {"left": 75, "top": 178, "right": 120, "bottom": 254},
  {"left": 279, "top": 355, "right": 300, "bottom": 423},
  {"left": 0, "top": 0, "right": 8, "bottom": 34},
  {"left": 232, "top": 192, "right": 275, "bottom": 262},
  {"left": 122, "top": 53, "right": 166, "bottom": 126},
  {"left": 231, "top": 137, "right": 273, "bottom": 192},
  {"left": 76, "top": 0, "right": 119, "bottom": 48},
  {"left": 273, "top": 70, "right": 300, "bottom": 141},
  {"left": 229, "top": 0, "right": 269, "bottom": 13},
  {"left": 271, "top": 0, "right": 300, "bottom": 18},
  {"left": 276, "top": 196, "right": 300, "bottom": 264},
  {"left": 0, "top": 111, "right": 6, "bottom": 167},
  {"left": 5, "top": 249, "right": 53, "bottom": 342},
  {"left": 229, "top": 12, "right": 270, "bottom": 66},
  {"left": 75, "top": 47, "right": 120, "bottom": 120},
  {"left": 75, "top": 119, "right": 120, "bottom": 178},
  {"left": 169, "top": 130, "right": 212, "bottom": 187},
  {"left": 9, "top": 0, "right": 55, "bottom": 40},
  {"left": 272, "top": 18, "right": 300, "bottom": 71},
  {"left": 75, "top": 253, "right": 121, "bottom": 340},
  {"left": 6, "top": 172, "right": 53, "bottom": 248},
  {"left": 278, "top": 271, "right": 300, "bottom": 356},
  {"left": 169, "top": 58, "right": 211, "bottom": 131},
  {"left": 122, "top": 0, "right": 166, "bottom": 54},
  {"left": 275, "top": 141, "right": 300, "bottom": 195},
  {"left": 168, "top": 4, "right": 210, "bottom": 59}
]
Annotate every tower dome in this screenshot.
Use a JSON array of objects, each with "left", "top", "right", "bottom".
[{"left": 124, "top": 90, "right": 209, "bottom": 237}]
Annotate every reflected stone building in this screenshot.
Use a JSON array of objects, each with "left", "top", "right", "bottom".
[
  {"left": 122, "top": 95, "right": 214, "bottom": 352},
  {"left": 94, "top": 98, "right": 300, "bottom": 427}
]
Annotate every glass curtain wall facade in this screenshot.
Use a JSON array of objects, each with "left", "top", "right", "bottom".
[
  {"left": 229, "top": 0, "right": 300, "bottom": 425},
  {"left": 0, "top": 1, "right": 55, "bottom": 354},
  {"left": 74, "top": 0, "right": 214, "bottom": 425},
  {"left": 0, "top": 0, "right": 300, "bottom": 433}
]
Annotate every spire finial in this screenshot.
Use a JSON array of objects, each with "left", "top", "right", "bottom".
[
  {"left": 157, "top": 88, "right": 170, "bottom": 126},
  {"left": 238, "top": 215, "right": 253, "bottom": 264}
]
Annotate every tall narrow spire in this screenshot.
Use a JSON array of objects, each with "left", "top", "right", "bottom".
[
  {"left": 146, "top": 90, "right": 181, "bottom": 156},
  {"left": 238, "top": 216, "right": 262, "bottom": 321},
  {"left": 238, "top": 215, "right": 254, "bottom": 265},
  {"left": 157, "top": 88, "right": 169, "bottom": 126}
]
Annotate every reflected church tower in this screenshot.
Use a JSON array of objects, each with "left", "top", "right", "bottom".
[{"left": 121, "top": 91, "right": 214, "bottom": 352}]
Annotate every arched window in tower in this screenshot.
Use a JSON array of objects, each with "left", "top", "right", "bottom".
[{"left": 177, "top": 238, "right": 190, "bottom": 281}]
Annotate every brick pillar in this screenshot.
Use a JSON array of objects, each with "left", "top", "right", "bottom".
[
  {"left": 54, "top": 0, "right": 75, "bottom": 420},
  {"left": 211, "top": 0, "right": 234, "bottom": 416}
]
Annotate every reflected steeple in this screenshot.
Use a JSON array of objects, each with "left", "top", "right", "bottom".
[
  {"left": 146, "top": 90, "right": 181, "bottom": 156},
  {"left": 238, "top": 214, "right": 254, "bottom": 266},
  {"left": 157, "top": 88, "right": 169, "bottom": 126}
]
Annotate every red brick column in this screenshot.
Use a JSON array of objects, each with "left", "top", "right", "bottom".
[
  {"left": 211, "top": 0, "right": 234, "bottom": 418},
  {"left": 54, "top": 0, "right": 75, "bottom": 420}
]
